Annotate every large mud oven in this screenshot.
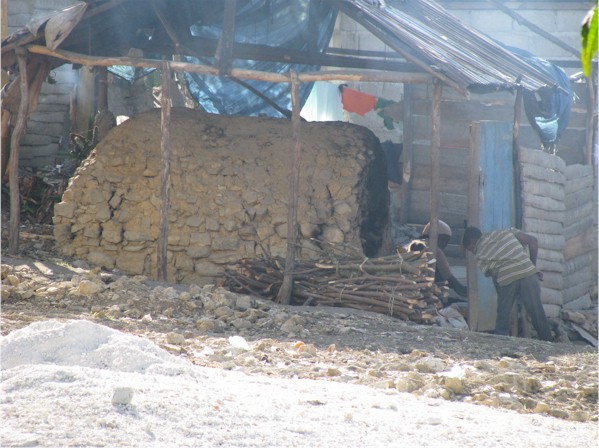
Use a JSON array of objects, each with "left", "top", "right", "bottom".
[{"left": 53, "top": 108, "right": 391, "bottom": 284}]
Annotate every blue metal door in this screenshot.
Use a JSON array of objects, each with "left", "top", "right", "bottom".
[{"left": 467, "top": 121, "right": 514, "bottom": 331}]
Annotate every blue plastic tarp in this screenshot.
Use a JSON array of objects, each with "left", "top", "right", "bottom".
[{"left": 184, "top": 0, "right": 337, "bottom": 117}]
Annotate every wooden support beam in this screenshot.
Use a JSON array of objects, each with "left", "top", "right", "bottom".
[
  {"left": 180, "top": 37, "right": 422, "bottom": 73},
  {"left": 428, "top": 80, "right": 442, "bottom": 255},
  {"left": 225, "top": 76, "right": 292, "bottom": 119},
  {"left": 177, "top": 41, "right": 294, "bottom": 118},
  {"left": 1, "top": 110, "right": 10, "bottom": 180},
  {"left": 512, "top": 83, "right": 523, "bottom": 228},
  {"left": 467, "top": 123, "right": 482, "bottom": 331},
  {"left": 8, "top": 48, "right": 29, "bottom": 254},
  {"left": 157, "top": 61, "right": 172, "bottom": 282},
  {"left": 215, "top": 0, "right": 237, "bottom": 76},
  {"left": 276, "top": 71, "right": 302, "bottom": 305},
  {"left": 1, "top": 0, "right": 8, "bottom": 87},
  {"left": 96, "top": 66, "right": 108, "bottom": 112},
  {"left": 307, "top": 0, "right": 321, "bottom": 56},
  {"left": 151, "top": 0, "right": 183, "bottom": 52},
  {"left": 2, "top": 57, "right": 51, "bottom": 115},
  {"left": 26, "top": 45, "right": 433, "bottom": 85},
  {"left": 399, "top": 84, "right": 413, "bottom": 224}
]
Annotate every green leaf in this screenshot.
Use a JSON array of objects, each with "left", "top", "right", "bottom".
[{"left": 581, "top": 5, "right": 598, "bottom": 77}]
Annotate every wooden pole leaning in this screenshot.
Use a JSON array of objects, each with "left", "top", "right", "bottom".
[{"left": 8, "top": 47, "right": 30, "bottom": 254}]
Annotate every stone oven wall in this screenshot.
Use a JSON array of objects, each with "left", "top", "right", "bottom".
[{"left": 53, "top": 108, "right": 390, "bottom": 284}]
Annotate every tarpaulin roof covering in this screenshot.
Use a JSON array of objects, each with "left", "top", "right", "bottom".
[
  {"left": 182, "top": 1, "right": 337, "bottom": 116},
  {"left": 1, "top": 0, "right": 566, "bottom": 117}
]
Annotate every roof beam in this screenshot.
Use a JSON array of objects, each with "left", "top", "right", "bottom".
[
  {"left": 214, "top": 0, "right": 237, "bottom": 76},
  {"left": 26, "top": 44, "right": 433, "bottom": 84},
  {"left": 151, "top": 0, "right": 184, "bottom": 53},
  {"left": 307, "top": 0, "right": 321, "bottom": 57},
  {"left": 179, "top": 37, "right": 423, "bottom": 72}
]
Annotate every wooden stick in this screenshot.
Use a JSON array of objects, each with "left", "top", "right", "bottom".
[
  {"left": 156, "top": 61, "right": 172, "bottom": 282},
  {"left": 8, "top": 48, "right": 29, "bottom": 254},
  {"left": 399, "top": 84, "right": 414, "bottom": 224},
  {"left": 1, "top": 109, "right": 10, "bottom": 181},
  {"left": 277, "top": 70, "right": 302, "bottom": 305},
  {"left": 512, "top": 82, "right": 523, "bottom": 228},
  {"left": 214, "top": 0, "right": 237, "bottom": 76},
  {"left": 428, "top": 80, "right": 442, "bottom": 255}
]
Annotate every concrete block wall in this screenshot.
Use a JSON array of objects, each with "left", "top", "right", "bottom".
[
  {"left": 6, "top": 0, "right": 79, "bottom": 168},
  {"left": 440, "top": 1, "right": 590, "bottom": 75}
]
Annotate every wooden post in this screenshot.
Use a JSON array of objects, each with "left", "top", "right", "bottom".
[
  {"left": 512, "top": 83, "right": 523, "bottom": 228},
  {"left": 276, "top": 71, "right": 302, "bottom": 305},
  {"left": 399, "top": 84, "right": 413, "bottom": 224},
  {"left": 215, "top": 0, "right": 237, "bottom": 76},
  {"left": 0, "top": 0, "right": 9, "bottom": 180},
  {"left": 429, "top": 80, "right": 442, "bottom": 255},
  {"left": 1, "top": 0, "right": 8, "bottom": 88},
  {"left": 467, "top": 122, "right": 482, "bottom": 331},
  {"left": 157, "top": 61, "right": 172, "bottom": 282},
  {"left": 93, "top": 66, "right": 116, "bottom": 143},
  {"left": 1, "top": 110, "right": 10, "bottom": 181},
  {"left": 8, "top": 48, "right": 29, "bottom": 254},
  {"left": 516, "top": 79, "right": 562, "bottom": 337},
  {"left": 97, "top": 66, "right": 108, "bottom": 112}
]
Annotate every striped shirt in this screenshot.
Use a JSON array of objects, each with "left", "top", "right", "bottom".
[{"left": 474, "top": 228, "right": 537, "bottom": 286}]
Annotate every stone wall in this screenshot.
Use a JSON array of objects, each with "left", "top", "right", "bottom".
[{"left": 53, "top": 108, "right": 390, "bottom": 284}]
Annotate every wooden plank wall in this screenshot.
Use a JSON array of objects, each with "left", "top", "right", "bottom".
[
  {"left": 407, "top": 84, "right": 515, "bottom": 230},
  {"left": 405, "top": 83, "right": 588, "bottom": 233}
]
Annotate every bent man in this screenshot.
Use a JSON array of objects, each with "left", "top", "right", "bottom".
[{"left": 462, "top": 226, "right": 552, "bottom": 341}]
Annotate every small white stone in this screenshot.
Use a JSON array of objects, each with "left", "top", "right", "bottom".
[
  {"left": 112, "top": 387, "right": 133, "bottom": 405},
  {"left": 228, "top": 335, "right": 250, "bottom": 351}
]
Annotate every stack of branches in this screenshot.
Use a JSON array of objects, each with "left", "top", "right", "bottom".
[{"left": 224, "top": 245, "right": 447, "bottom": 324}]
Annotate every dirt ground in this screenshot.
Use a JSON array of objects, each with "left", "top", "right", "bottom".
[{"left": 1, "top": 211, "right": 598, "bottom": 432}]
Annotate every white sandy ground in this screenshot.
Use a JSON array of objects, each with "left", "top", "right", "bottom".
[{"left": 1, "top": 320, "right": 597, "bottom": 448}]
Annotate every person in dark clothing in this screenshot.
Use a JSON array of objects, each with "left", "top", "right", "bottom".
[
  {"left": 415, "top": 220, "right": 467, "bottom": 297},
  {"left": 462, "top": 226, "right": 552, "bottom": 341}
]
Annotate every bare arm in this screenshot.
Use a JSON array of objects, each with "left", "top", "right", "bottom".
[
  {"left": 436, "top": 249, "right": 467, "bottom": 296},
  {"left": 515, "top": 231, "right": 538, "bottom": 265}
]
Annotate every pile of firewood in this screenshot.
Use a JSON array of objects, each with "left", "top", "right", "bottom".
[{"left": 224, "top": 247, "right": 447, "bottom": 324}]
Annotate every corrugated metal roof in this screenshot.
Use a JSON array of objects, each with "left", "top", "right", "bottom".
[
  {"left": 1, "top": 0, "right": 563, "bottom": 95},
  {"left": 338, "top": 0, "right": 560, "bottom": 93}
]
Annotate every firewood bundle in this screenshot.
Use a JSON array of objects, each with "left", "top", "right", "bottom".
[{"left": 224, "top": 248, "right": 447, "bottom": 324}]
